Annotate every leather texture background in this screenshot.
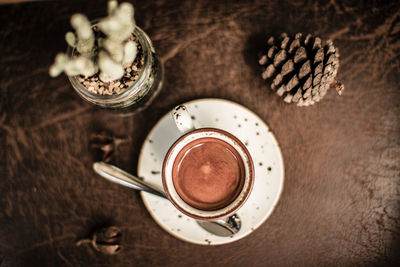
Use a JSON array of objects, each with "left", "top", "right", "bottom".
[{"left": 1, "top": 0, "right": 399, "bottom": 266}]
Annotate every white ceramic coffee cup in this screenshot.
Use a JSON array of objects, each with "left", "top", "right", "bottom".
[{"left": 162, "top": 105, "right": 255, "bottom": 221}]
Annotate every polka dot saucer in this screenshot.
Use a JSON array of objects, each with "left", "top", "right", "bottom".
[{"left": 137, "top": 98, "right": 284, "bottom": 245}]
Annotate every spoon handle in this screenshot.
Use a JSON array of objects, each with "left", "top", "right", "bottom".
[
  {"left": 93, "top": 162, "right": 166, "bottom": 199},
  {"left": 93, "top": 161, "right": 241, "bottom": 236}
]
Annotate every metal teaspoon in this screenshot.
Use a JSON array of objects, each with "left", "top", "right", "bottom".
[{"left": 93, "top": 161, "right": 241, "bottom": 237}]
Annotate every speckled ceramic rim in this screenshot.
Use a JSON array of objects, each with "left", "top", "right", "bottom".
[{"left": 162, "top": 128, "right": 255, "bottom": 221}]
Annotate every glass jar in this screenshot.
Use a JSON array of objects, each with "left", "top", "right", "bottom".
[{"left": 68, "top": 26, "right": 163, "bottom": 115}]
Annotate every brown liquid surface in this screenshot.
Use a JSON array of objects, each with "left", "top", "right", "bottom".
[{"left": 172, "top": 137, "right": 245, "bottom": 211}]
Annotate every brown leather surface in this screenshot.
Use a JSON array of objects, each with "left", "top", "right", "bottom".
[{"left": 1, "top": 0, "right": 400, "bottom": 266}]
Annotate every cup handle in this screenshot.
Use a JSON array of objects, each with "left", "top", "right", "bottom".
[{"left": 172, "top": 105, "right": 196, "bottom": 133}]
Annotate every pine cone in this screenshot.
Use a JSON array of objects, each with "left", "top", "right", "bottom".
[{"left": 259, "top": 33, "right": 344, "bottom": 106}]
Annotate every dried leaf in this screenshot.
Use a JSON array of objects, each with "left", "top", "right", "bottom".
[
  {"left": 77, "top": 226, "right": 122, "bottom": 256},
  {"left": 90, "top": 131, "right": 130, "bottom": 162}
]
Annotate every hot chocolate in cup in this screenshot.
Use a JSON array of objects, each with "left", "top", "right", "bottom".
[{"left": 162, "top": 106, "right": 254, "bottom": 221}]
